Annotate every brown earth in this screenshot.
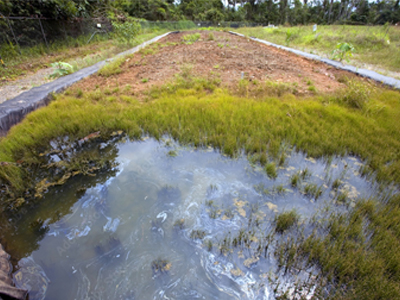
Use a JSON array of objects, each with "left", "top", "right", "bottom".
[{"left": 74, "top": 30, "right": 359, "bottom": 96}]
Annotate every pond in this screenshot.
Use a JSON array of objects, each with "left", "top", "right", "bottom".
[{"left": 0, "top": 137, "right": 384, "bottom": 300}]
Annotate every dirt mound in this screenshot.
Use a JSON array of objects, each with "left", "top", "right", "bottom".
[{"left": 75, "top": 31, "right": 355, "bottom": 96}]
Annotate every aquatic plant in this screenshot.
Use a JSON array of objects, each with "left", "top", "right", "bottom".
[
  {"left": 1, "top": 69, "right": 400, "bottom": 299},
  {"left": 204, "top": 239, "right": 213, "bottom": 251},
  {"left": 173, "top": 219, "right": 185, "bottom": 230},
  {"left": 265, "top": 162, "right": 278, "bottom": 179},
  {"left": 190, "top": 229, "right": 206, "bottom": 240},
  {"left": 274, "top": 210, "right": 299, "bottom": 233},
  {"left": 290, "top": 172, "right": 301, "bottom": 188},
  {"left": 151, "top": 258, "right": 171, "bottom": 273},
  {"left": 303, "top": 183, "right": 323, "bottom": 200}
]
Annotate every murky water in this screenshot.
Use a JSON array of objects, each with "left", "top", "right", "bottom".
[{"left": 0, "top": 138, "right": 387, "bottom": 300}]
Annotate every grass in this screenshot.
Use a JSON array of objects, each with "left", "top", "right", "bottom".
[
  {"left": 0, "top": 30, "right": 170, "bottom": 82},
  {"left": 98, "top": 56, "right": 126, "bottom": 77},
  {"left": 236, "top": 25, "right": 400, "bottom": 73},
  {"left": 0, "top": 75, "right": 400, "bottom": 200},
  {"left": 182, "top": 33, "right": 201, "bottom": 44},
  {"left": 0, "top": 65, "right": 400, "bottom": 298},
  {"left": 275, "top": 210, "right": 299, "bottom": 233}
]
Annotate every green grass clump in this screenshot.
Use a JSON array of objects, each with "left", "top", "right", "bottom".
[
  {"left": 275, "top": 210, "right": 299, "bottom": 233},
  {"left": 182, "top": 33, "right": 201, "bottom": 44},
  {"left": 98, "top": 56, "right": 126, "bottom": 77},
  {"left": 290, "top": 172, "right": 301, "bottom": 188},
  {"left": 265, "top": 162, "right": 278, "bottom": 179},
  {"left": 296, "top": 197, "right": 400, "bottom": 299},
  {"left": 190, "top": 229, "right": 206, "bottom": 240},
  {"left": 303, "top": 183, "right": 323, "bottom": 200}
]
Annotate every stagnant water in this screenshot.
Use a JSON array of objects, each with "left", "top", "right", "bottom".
[{"left": 0, "top": 138, "right": 387, "bottom": 300}]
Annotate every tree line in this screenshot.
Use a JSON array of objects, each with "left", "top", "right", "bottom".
[{"left": 0, "top": 0, "right": 399, "bottom": 25}]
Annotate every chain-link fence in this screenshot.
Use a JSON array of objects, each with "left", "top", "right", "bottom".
[
  {"left": 0, "top": 18, "right": 262, "bottom": 60},
  {"left": 0, "top": 16, "right": 112, "bottom": 57}
]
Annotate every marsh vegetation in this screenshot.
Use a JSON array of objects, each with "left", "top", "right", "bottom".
[{"left": 0, "top": 30, "right": 400, "bottom": 299}]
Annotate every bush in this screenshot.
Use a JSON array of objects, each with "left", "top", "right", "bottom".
[{"left": 112, "top": 17, "right": 141, "bottom": 44}]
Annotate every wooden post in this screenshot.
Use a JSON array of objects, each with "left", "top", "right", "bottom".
[
  {"left": 38, "top": 17, "right": 49, "bottom": 49},
  {"left": 4, "top": 15, "right": 22, "bottom": 55}
]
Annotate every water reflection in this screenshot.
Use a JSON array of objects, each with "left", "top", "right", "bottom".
[{"left": 0, "top": 138, "right": 388, "bottom": 300}]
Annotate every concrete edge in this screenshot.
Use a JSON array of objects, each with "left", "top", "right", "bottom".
[
  {"left": 0, "top": 31, "right": 176, "bottom": 137},
  {"left": 229, "top": 31, "right": 400, "bottom": 90}
]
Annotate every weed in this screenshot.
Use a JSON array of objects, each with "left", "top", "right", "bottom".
[
  {"left": 308, "top": 85, "right": 317, "bottom": 93},
  {"left": 303, "top": 183, "right": 323, "bottom": 200},
  {"left": 49, "top": 62, "right": 74, "bottom": 78},
  {"left": 332, "top": 178, "right": 342, "bottom": 190},
  {"left": 300, "top": 168, "right": 311, "bottom": 180},
  {"left": 275, "top": 184, "right": 286, "bottom": 194},
  {"left": 173, "top": 218, "right": 185, "bottom": 229},
  {"left": 182, "top": 33, "right": 201, "bottom": 44},
  {"left": 204, "top": 239, "right": 213, "bottom": 251},
  {"left": 265, "top": 162, "right": 278, "bottom": 179},
  {"left": 208, "top": 207, "right": 219, "bottom": 219},
  {"left": 151, "top": 258, "right": 171, "bottom": 273},
  {"left": 285, "top": 29, "right": 294, "bottom": 46},
  {"left": 254, "top": 183, "right": 270, "bottom": 196},
  {"left": 205, "top": 200, "right": 214, "bottom": 207},
  {"left": 275, "top": 210, "right": 299, "bottom": 233},
  {"left": 290, "top": 172, "right": 301, "bottom": 188},
  {"left": 336, "top": 192, "right": 348, "bottom": 204},
  {"left": 207, "top": 33, "right": 215, "bottom": 41},
  {"left": 190, "top": 229, "right": 206, "bottom": 240},
  {"left": 331, "top": 42, "right": 355, "bottom": 63},
  {"left": 98, "top": 57, "right": 125, "bottom": 77},
  {"left": 336, "top": 79, "right": 371, "bottom": 109}
]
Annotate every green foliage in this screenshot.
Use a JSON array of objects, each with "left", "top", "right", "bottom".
[
  {"left": 98, "top": 56, "right": 126, "bottom": 77},
  {"left": 331, "top": 42, "right": 355, "bottom": 62},
  {"left": 112, "top": 18, "right": 142, "bottom": 44},
  {"left": 336, "top": 79, "right": 371, "bottom": 109},
  {"left": 265, "top": 162, "right": 278, "bottom": 179},
  {"left": 285, "top": 29, "right": 294, "bottom": 46},
  {"left": 49, "top": 61, "right": 74, "bottom": 78},
  {"left": 182, "top": 33, "right": 201, "bottom": 44}
]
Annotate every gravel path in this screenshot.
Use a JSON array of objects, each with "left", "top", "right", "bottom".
[{"left": 0, "top": 68, "right": 53, "bottom": 104}]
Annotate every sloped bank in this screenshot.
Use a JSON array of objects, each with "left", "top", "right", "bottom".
[
  {"left": 0, "top": 245, "right": 26, "bottom": 300},
  {"left": 0, "top": 32, "right": 175, "bottom": 137},
  {"left": 229, "top": 31, "right": 400, "bottom": 90}
]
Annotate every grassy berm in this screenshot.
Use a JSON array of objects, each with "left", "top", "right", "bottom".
[
  {"left": 237, "top": 25, "right": 400, "bottom": 74},
  {"left": 0, "top": 63, "right": 400, "bottom": 298}
]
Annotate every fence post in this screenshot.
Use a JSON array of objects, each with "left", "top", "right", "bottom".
[
  {"left": 38, "top": 17, "right": 49, "bottom": 50},
  {"left": 3, "top": 14, "right": 22, "bottom": 55}
]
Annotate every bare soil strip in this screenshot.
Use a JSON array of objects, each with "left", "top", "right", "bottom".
[{"left": 75, "top": 31, "right": 358, "bottom": 95}]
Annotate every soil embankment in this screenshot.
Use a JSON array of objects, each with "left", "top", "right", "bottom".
[{"left": 74, "top": 30, "right": 353, "bottom": 96}]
